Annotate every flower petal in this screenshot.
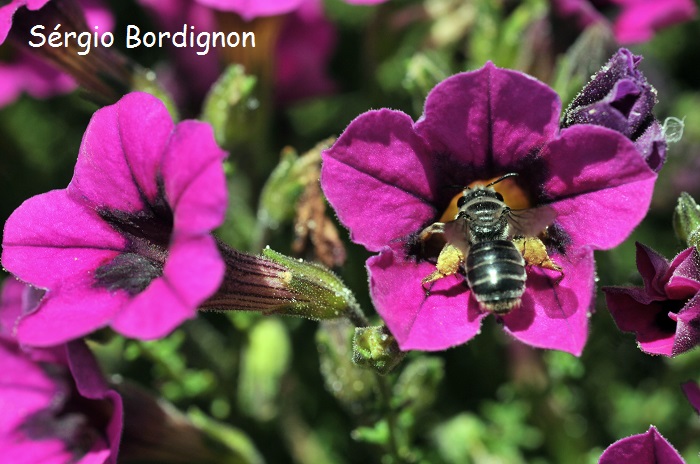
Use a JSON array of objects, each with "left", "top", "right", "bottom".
[
  {"left": 673, "top": 293, "right": 700, "bottom": 356},
  {"left": 599, "top": 426, "right": 685, "bottom": 464},
  {"left": 502, "top": 248, "right": 593, "bottom": 356},
  {"left": 542, "top": 125, "right": 656, "bottom": 250},
  {"left": 367, "top": 248, "right": 486, "bottom": 351},
  {"left": 66, "top": 340, "right": 123, "bottom": 463},
  {"left": 321, "top": 110, "right": 439, "bottom": 252},
  {"left": 69, "top": 92, "right": 174, "bottom": 213},
  {"left": 416, "top": 63, "right": 560, "bottom": 178},
  {"left": 603, "top": 287, "right": 675, "bottom": 356},
  {"left": 2, "top": 189, "right": 125, "bottom": 289},
  {"left": 666, "top": 247, "right": 700, "bottom": 299},
  {"left": 635, "top": 242, "right": 672, "bottom": 299},
  {"left": 16, "top": 283, "right": 128, "bottom": 347},
  {"left": 162, "top": 121, "right": 228, "bottom": 235},
  {"left": 681, "top": 381, "right": 700, "bottom": 415}
]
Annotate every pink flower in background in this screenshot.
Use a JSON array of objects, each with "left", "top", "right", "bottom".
[
  {"left": 2, "top": 92, "right": 228, "bottom": 346},
  {"left": 598, "top": 426, "right": 685, "bottom": 463},
  {"left": 1, "top": 279, "right": 122, "bottom": 463},
  {"left": 551, "top": 0, "right": 697, "bottom": 44},
  {"left": 0, "top": 0, "right": 115, "bottom": 107},
  {"left": 0, "top": 339, "right": 123, "bottom": 463},
  {"left": 603, "top": 243, "right": 700, "bottom": 357},
  {"left": 321, "top": 62, "right": 656, "bottom": 355}
]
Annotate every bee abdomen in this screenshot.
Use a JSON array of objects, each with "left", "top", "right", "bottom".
[{"left": 466, "top": 240, "right": 526, "bottom": 314}]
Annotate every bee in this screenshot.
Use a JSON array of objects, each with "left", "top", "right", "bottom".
[{"left": 419, "top": 173, "right": 561, "bottom": 314}]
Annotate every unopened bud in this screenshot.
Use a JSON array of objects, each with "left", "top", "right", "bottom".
[
  {"left": 673, "top": 192, "right": 700, "bottom": 248},
  {"left": 201, "top": 242, "right": 360, "bottom": 321},
  {"left": 352, "top": 326, "right": 406, "bottom": 375}
]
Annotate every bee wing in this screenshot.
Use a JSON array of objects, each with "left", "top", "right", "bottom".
[
  {"left": 507, "top": 205, "right": 557, "bottom": 238},
  {"left": 442, "top": 219, "right": 470, "bottom": 255}
]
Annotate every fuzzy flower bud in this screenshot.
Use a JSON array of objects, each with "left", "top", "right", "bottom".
[
  {"left": 352, "top": 325, "right": 406, "bottom": 375},
  {"left": 673, "top": 192, "right": 700, "bottom": 248}
]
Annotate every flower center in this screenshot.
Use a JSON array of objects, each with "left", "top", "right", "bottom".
[
  {"left": 20, "top": 363, "right": 112, "bottom": 460},
  {"left": 94, "top": 188, "right": 174, "bottom": 295},
  {"left": 438, "top": 175, "right": 533, "bottom": 222}
]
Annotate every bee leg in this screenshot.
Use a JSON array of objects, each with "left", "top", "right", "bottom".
[
  {"left": 421, "top": 243, "right": 465, "bottom": 294},
  {"left": 513, "top": 236, "right": 563, "bottom": 276},
  {"left": 418, "top": 222, "right": 446, "bottom": 242}
]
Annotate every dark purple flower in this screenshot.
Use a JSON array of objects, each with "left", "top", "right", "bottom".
[
  {"left": 598, "top": 426, "right": 685, "bottom": 463},
  {"left": 321, "top": 62, "right": 657, "bottom": 355},
  {"left": 603, "top": 243, "right": 700, "bottom": 357},
  {"left": 551, "top": 0, "right": 697, "bottom": 44},
  {"left": 0, "top": 281, "right": 122, "bottom": 463},
  {"left": 2, "top": 91, "right": 228, "bottom": 346},
  {"left": 563, "top": 48, "right": 667, "bottom": 172}
]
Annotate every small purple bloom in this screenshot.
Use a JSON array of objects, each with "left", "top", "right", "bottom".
[
  {"left": 321, "top": 62, "right": 656, "bottom": 355},
  {"left": 551, "top": 0, "right": 697, "bottom": 44},
  {"left": 0, "top": 282, "right": 122, "bottom": 463},
  {"left": 598, "top": 426, "right": 685, "bottom": 463},
  {"left": 2, "top": 91, "right": 228, "bottom": 346},
  {"left": 603, "top": 243, "right": 700, "bottom": 357},
  {"left": 563, "top": 49, "right": 667, "bottom": 172}
]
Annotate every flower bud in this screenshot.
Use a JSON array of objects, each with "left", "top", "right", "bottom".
[
  {"left": 352, "top": 325, "right": 406, "bottom": 375},
  {"left": 673, "top": 192, "right": 700, "bottom": 248},
  {"left": 202, "top": 243, "right": 360, "bottom": 321}
]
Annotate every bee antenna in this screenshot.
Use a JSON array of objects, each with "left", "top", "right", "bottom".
[{"left": 486, "top": 172, "right": 518, "bottom": 187}]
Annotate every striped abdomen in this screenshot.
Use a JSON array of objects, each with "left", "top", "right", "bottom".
[{"left": 465, "top": 240, "right": 526, "bottom": 314}]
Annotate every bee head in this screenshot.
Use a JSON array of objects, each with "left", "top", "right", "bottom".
[{"left": 457, "top": 186, "right": 505, "bottom": 208}]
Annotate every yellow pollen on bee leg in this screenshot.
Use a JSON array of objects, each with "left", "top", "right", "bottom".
[{"left": 439, "top": 175, "right": 533, "bottom": 222}]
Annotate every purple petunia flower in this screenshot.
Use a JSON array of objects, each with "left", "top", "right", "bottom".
[
  {"left": 563, "top": 48, "right": 667, "bottom": 172},
  {"left": 321, "top": 62, "right": 657, "bottom": 355},
  {"left": 603, "top": 243, "right": 700, "bottom": 357},
  {"left": 1, "top": 91, "right": 228, "bottom": 346},
  {"left": 551, "top": 0, "right": 697, "bottom": 44},
  {"left": 1, "top": 279, "right": 123, "bottom": 463},
  {"left": 598, "top": 426, "right": 685, "bottom": 463}
]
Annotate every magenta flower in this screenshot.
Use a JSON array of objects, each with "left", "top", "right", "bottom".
[
  {"left": 2, "top": 91, "right": 227, "bottom": 346},
  {"left": 603, "top": 243, "right": 700, "bottom": 357},
  {"left": 321, "top": 62, "right": 657, "bottom": 355},
  {"left": 0, "top": 282, "right": 122, "bottom": 464},
  {"left": 563, "top": 48, "right": 667, "bottom": 172},
  {"left": 551, "top": 0, "right": 697, "bottom": 44},
  {"left": 0, "top": 340, "right": 122, "bottom": 463},
  {"left": 598, "top": 426, "right": 685, "bottom": 463}
]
